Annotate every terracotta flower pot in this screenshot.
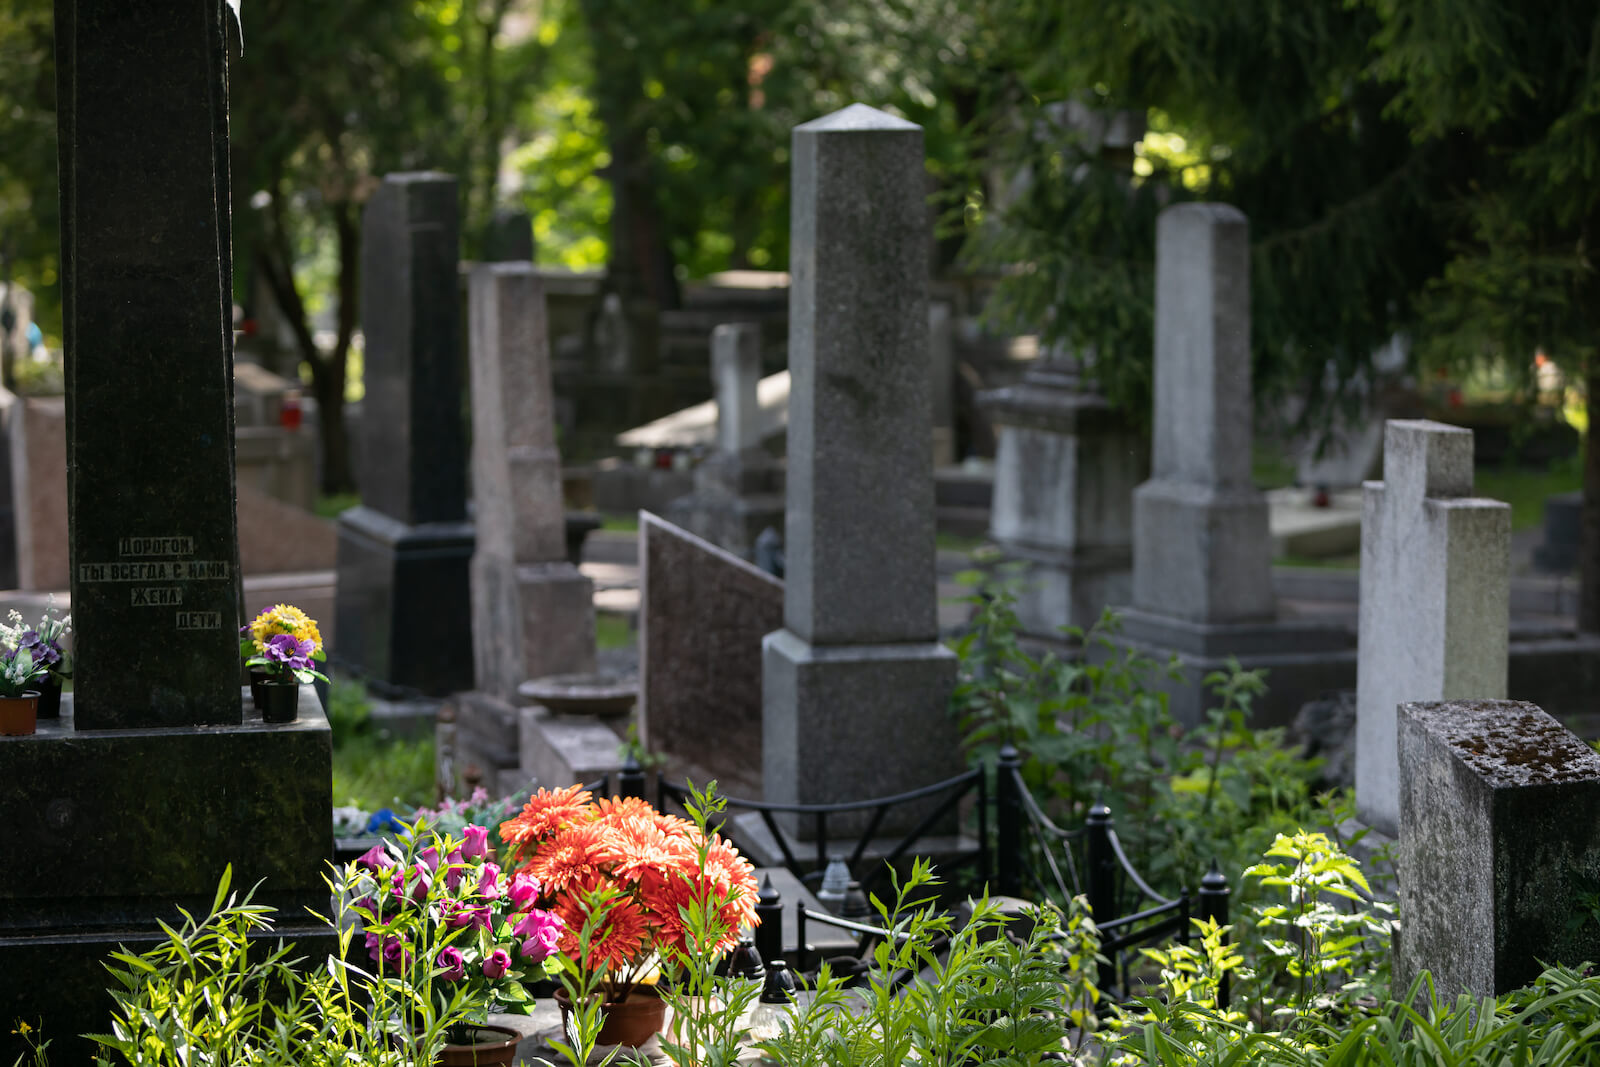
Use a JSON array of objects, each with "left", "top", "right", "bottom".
[
  {"left": 258, "top": 681, "right": 300, "bottom": 723},
  {"left": 436, "top": 1023, "right": 521, "bottom": 1066},
  {"left": 0, "top": 692, "right": 39, "bottom": 736},
  {"left": 555, "top": 987, "right": 670, "bottom": 1048}
]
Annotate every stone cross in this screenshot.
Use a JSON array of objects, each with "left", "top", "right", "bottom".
[
  {"left": 467, "top": 263, "right": 595, "bottom": 700},
  {"left": 334, "top": 173, "right": 475, "bottom": 695},
  {"left": 1131, "top": 203, "right": 1273, "bottom": 625},
  {"left": 60, "top": 0, "right": 244, "bottom": 727},
  {"left": 762, "top": 103, "right": 960, "bottom": 830},
  {"left": 1357, "top": 419, "right": 1509, "bottom": 835},
  {"left": 712, "top": 323, "right": 763, "bottom": 455},
  {"left": 1398, "top": 699, "right": 1600, "bottom": 996}
]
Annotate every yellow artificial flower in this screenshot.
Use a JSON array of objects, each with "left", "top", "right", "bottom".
[{"left": 247, "top": 603, "right": 323, "bottom": 656}]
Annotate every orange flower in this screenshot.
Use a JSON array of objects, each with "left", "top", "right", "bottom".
[
  {"left": 525, "top": 820, "right": 610, "bottom": 895},
  {"left": 500, "top": 785, "right": 594, "bottom": 862},
  {"left": 602, "top": 813, "right": 698, "bottom": 885},
  {"left": 593, "top": 795, "right": 658, "bottom": 822},
  {"left": 556, "top": 880, "right": 652, "bottom": 973}
]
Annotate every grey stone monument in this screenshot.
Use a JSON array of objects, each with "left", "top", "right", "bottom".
[
  {"left": 467, "top": 263, "right": 596, "bottom": 702},
  {"left": 665, "top": 322, "right": 783, "bottom": 558},
  {"left": 335, "top": 173, "right": 475, "bottom": 696},
  {"left": 979, "top": 357, "right": 1146, "bottom": 638},
  {"left": 0, "top": 4, "right": 331, "bottom": 1058},
  {"left": 1398, "top": 699, "right": 1600, "bottom": 997},
  {"left": 929, "top": 301, "right": 956, "bottom": 467},
  {"left": 762, "top": 104, "right": 961, "bottom": 830},
  {"left": 1357, "top": 420, "right": 1509, "bottom": 837},
  {"left": 1117, "top": 204, "right": 1353, "bottom": 726}
]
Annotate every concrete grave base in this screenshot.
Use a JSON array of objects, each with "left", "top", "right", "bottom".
[
  {"left": 470, "top": 554, "right": 596, "bottom": 703},
  {"left": 519, "top": 703, "right": 628, "bottom": 795},
  {"left": 762, "top": 628, "right": 961, "bottom": 837},
  {"left": 1112, "top": 606, "right": 1357, "bottom": 727},
  {"left": 334, "top": 505, "right": 475, "bottom": 696},
  {"left": 0, "top": 688, "right": 333, "bottom": 1064}
]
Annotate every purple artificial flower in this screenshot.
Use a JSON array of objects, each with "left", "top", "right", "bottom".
[
  {"left": 482, "top": 948, "right": 512, "bottom": 979},
  {"left": 355, "top": 844, "right": 396, "bottom": 873},
  {"left": 18, "top": 631, "right": 61, "bottom": 670},
  {"left": 514, "top": 909, "right": 563, "bottom": 961},
  {"left": 462, "top": 824, "right": 490, "bottom": 861},
  {"left": 382, "top": 935, "right": 411, "bottom": 970},
  {"left": 508, "top": 872, "right": 541, "bottom": 911},
  {"left": 263, "top": 633, "right": 315, "bottom": 672},
  {"left": 444, "top": 849, "right": 467, "bottom": 892},
  {"left": 436, "top": 946, "right": 465, "bottom": 981}
]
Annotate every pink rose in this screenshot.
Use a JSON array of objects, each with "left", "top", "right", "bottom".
[
  {"left": 355, "top": 844, "right": 395, "bottom": 873},
  {"left": 509, "top": 872, "right": 541, "bottom": 911},
  {"left": 381, "top": 935, "right": 410, "bottom": 970},
  {"left": 436, "top": 946, "right": 465, "bottom": 981},
  {"left": 418, "top": 845, "right": 441, "bottom": 872},
  {"left": 477, "top": 862, "right": 503, "bottom": 901},
  {"left": 444, "top": 900, "right": 475, "bottom": 929},
  {"left": 514, "top": 909, "right": 564, "bottom": 962},
  {"left": 391, "top": 864, "right": 430, "bottom": 905},
  {"left": 482, "top": 948, "right": 511, "bottom": 979},
  {"left": 444, "top": 850, "right": 467, "bottom": 892},
  {"left": 462, "top": 824, "right": 490, "bottom": 861}
]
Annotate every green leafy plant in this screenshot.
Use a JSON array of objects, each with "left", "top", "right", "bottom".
[{"left": 757, "top": 859, "right": 1100, "bottom": 1067}]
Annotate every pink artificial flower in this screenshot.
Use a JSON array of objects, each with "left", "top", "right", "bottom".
[
  {"left": 508, "top": 872, "right": 541, "bottom": 911},
  {"left": 470, "top": 786, "right": 490, "bottom": 805},
  {"left": 391, "top": 863, "right": 430, "bottom": 905},
  {"left": 477, "top": 862, "right": 503, "bottom": 902},
  {"left": 355, "top": 844, "right": 395, "bottom": 873},
  {"left": 444, "top": 900, "right": 475, "bottom": 930},
  {"left": 482, "top": 948, "right": 512, "bottom": 979},
  {"left": 418, "top": 845, "right": 441, "bottom": 872},
  {"left": 514, "top": 909, "right": 564, "bottom": 961},
  {"left": 462, "top": 824, "right": 490, "bottom": 861},
  {"left": 379, "top": 934, "right": 411, "bottom": 970},
  {"left": 436, "top": 946, "right": 465, "bottom": 981}
]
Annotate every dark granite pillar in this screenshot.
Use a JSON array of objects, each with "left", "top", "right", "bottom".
[
  {"left": 60, "top": 0, "right": 243, "bottom": 729},
  {"left": 0, "top": 5, "right": 333, "bottom": 1059},
  {"left": 335, "top": 173, "right": 475, "bottom": 696}
]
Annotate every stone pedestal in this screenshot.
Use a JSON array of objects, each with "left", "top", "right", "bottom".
[
  {"left": 0, "top": 689, "right": 334, "bottom": 1062},
  {"left": 980, "top": 361, "right": 1146, "bottom": 638},
  {"left": 762, "top": 105, "right": 961, "bottom": 832},
  {"left": 1357, "top": 420, "right": 1510, "bottom": 836},
  {"left": 1398, "top": 699, "right": 1600, "bottom": 997},
  {"left": 335, "top": 506, "right": 475, "bottom": 697},
  {"left": 336, "top": 173, "right": 475, "bottom": 695}
]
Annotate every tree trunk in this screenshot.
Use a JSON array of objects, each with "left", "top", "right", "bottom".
[{"left": 1578, "top": 370, "right": 1600, "bottom": 633}]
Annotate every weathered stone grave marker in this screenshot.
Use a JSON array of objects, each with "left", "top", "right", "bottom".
[
  {"left": 666, "top": 322, "right": 783, "bottom": 558},
  {"left": 0, "top": 4, "right": 331, "bottom": 1056},
  {"left": 1399, "top": 699, "right": 1600, "bottom": 996},
  {"left": 980, "top": 355, "right": 1145, "bottom": 638},
  {"left": 335, "top": 173, "right": 475, "bottom": 696},
  {"left": 1357, "top": 419, "right": 1509, "bottom": 837},
  {"left": 762, "top": 103, "right": 961, "bottom": 829},
  {"left": 467, "top": 262, "right": 596, "bottom": 699},
  {"left": 1120, "top": 203, "right": 1352, "bottom": 725}
]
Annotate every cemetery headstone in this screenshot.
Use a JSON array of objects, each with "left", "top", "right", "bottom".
[
  {"left": 762, "top": 104, "right": 961, "bottom": 831},
  {"left": 665, "top": 322, "right": 784, "bottom": 558},
  {"left": 1117, "top": 204, "right": 1354, "bottom": 726},
  {"left": 980, "top": 356, "right": 1146, "bottom": 638},
  {"left": 1534, "top": 489, "right": 1582, "bottom": 574},
  {"left": 467, "top": 262, "right": 596, "bottom": 702},
  {"left": 929, "top": 300, "right": 955, "bottom": 467},
  {"left": 483, "top": 207, "right": 535, "bottom": 263},
  {"left": 1357, "top": 419, "right": 1509, "bottom": 837},
  {"left": 1398, "top": 699, "right": 1600, "bottom": 997},
  {"left": 335, "top": 172, "right": 475, "bottom": 696},
  {"left": 0, "top": 5, "right": 331, "bottom": 1057},
  {"left": 639, "top": 511, "right": 782, "bottom": 796}
]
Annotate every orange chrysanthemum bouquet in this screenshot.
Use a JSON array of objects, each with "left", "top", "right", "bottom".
[{"left": 498, "top": 785, "right": 759, "bottom": 1004}]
